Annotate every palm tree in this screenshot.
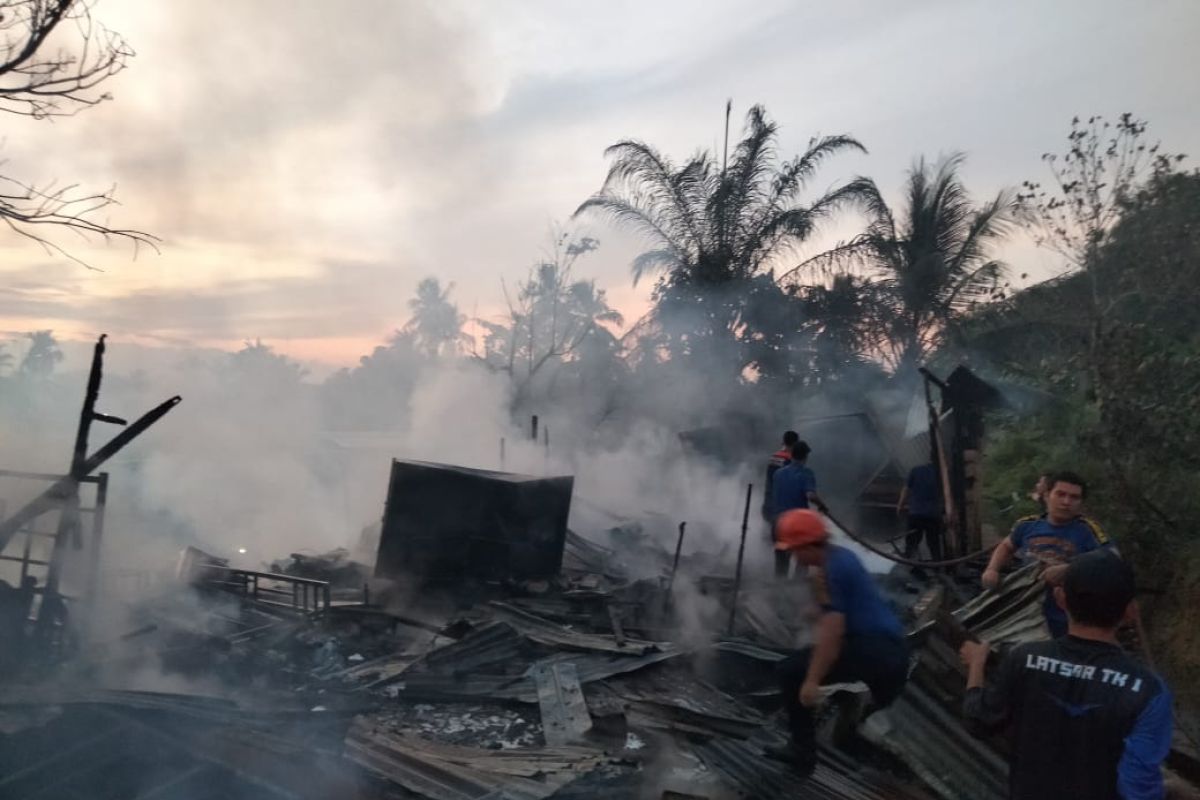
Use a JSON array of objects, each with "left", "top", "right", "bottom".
[
  {"left": 795, "top": 274, "right": 888, "bottom": 377},
  {"left": 18, "top": 330, "right": 63, "bottom": 377},
  {"left": 403, "top": 277, "right": 469, "bottom": 358},
  {"left": 575, "top": 104, "right": 869, "bottom": 369},
  {"left": 785, "top": 154, "right": 1015, "bottom": 373}
]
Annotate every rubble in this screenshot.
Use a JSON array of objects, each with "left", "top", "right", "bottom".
[{"left": 3, "top": 436, "right": 1196, "bottom": 798}]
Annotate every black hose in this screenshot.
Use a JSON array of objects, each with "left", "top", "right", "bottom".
[{"left": 822, "top": 508, "right": 996, "bottom": 569}]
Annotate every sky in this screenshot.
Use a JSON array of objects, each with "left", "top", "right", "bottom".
[{"left": 0, "top": 0, "right": 1197, "bottom": 373}]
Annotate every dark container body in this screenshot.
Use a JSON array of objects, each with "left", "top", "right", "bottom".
[{"left": 374, "top": 460, "right": 574, "bottom": 582}]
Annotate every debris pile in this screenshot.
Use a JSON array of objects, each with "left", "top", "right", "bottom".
[
  {"left": 0, "top": 489, "right": 966, "bottom": 800},
  {"left": 1, "top": 351, "right": 1194, "bottom": 800}
]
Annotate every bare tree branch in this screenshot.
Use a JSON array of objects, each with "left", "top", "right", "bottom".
[{"left": 0, "top": 1, "right": 153, "bottom": 265}]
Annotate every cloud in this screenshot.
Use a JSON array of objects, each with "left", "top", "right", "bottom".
[
  {"left": 0, "top": 0, "right": 1197, "bottom": 366},
  {"left": 0, "top": 257, "right": 414, "bottom": 342}
]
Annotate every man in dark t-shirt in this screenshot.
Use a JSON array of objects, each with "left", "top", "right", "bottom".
[
  {"left": 961, "top": 552, "right": 1172, "bottom": 800},
  {"left": 763, "top": 431, "right": 798, "bottom": 577},
  {"left": 897, "top": 462, "right": 943, "bottom": 561}
]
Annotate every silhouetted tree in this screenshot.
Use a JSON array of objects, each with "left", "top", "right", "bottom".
[
  {"left": 478, "top": 231, "right": 622, "bottom": 397},
  {"left": 787, "top": 154, "right": 1014, "bottom": 373},
  {"left": 229, "top": 339, "right": 307, "bottom": 387},
  {"left": 18, "top": 329, "right": 63, "bottom": 377},
  {"left": 0, "top": 0, "right": 154, "bottom": 264},
  {"left": 403, "top": 277, "right": 469, "bottom": 358},
  {"left": 321, "top": 332, "right": 425, "bottom": 430},
  {"left": 576, "top": 104, "right": 869, "bottom": 374}
]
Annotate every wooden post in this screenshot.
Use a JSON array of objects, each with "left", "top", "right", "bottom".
[{"left": 727, "top": 484, "right": 754, "bottom": 636}]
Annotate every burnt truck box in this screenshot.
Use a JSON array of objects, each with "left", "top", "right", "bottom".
[{"left": 374, "top": 459, "right": 574, "bottom": 583}]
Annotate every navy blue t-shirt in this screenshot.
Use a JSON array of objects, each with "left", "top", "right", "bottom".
[
  {"left": 811, "top": 545, "right": 904, "bottom": 640},
  {"left": 965, "top": 636, "right": 1172, "bottom": 800},
  {"left": 905, "top": 464, "right": 941, "bottom": 518},
  {"left": 1009, "top": 515, "right": 1112, "bottom": 635},
  {"left": 772, "top": 463, "right": 816, "bottom": 516}
]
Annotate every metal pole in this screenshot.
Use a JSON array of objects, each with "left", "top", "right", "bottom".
[
  {"left": 726, "top": 483, "right": 753, "bottom": 636},
  {"left": 500, "top": 438, "right": 506, "bottom": 470},
  {"left": 663, "top": 521, "right": 687, "bottom": 612}
]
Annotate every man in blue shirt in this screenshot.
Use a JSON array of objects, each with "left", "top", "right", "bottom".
[
  {"left": 771, "top": 509, "right": 908, "bottom": 776},
  {"left": 982, "top": 471, "right": 1113, "bottom": 637},
  {"left": 763, "top": 431, "right": 799, "bottom": 578},
  {"left": 961, "top": 551, "right": 1171, "bottom": 800},
  {"left": 771, "top": 441, "right": 828, "bottom": 517},
  {"left": 897, "top": 461, "right": 943, "bottom": 562}
]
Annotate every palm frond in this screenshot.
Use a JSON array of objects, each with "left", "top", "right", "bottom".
[
  {"left": 575, "top": 195, "right": 689, "bottom": 283},
  {"left": 771, "top": 135, "right": 868, "bottom": 207},
  {"left": 630, "top": 248, "right": 683, "bottom": 283}
]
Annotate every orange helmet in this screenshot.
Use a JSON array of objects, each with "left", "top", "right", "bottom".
[{"left": 774, "top": 509, "right": 828, "bottom": 550}]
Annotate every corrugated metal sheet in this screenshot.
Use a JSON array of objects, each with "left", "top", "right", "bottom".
[
  {"left": 344, "top": 721, "right": 605, "bottom": 800},
  {"left": 489, "top": 602, "right": 671, "bottom": 656},
  {"left": 953, "top": 562, "right": 1049, "bottom": 646},
  {"left": 862, "top": 685, "right": 1008, "bottom": 800},
  {"left": 390, "top": 618, "right": 684, "bottom": 704},
  {"left": 694, "top": 735, "right": 935, "bottom": 800}
]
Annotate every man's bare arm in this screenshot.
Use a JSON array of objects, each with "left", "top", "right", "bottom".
[
  {"left": 801, "top": 611, "right": 846, "bottom": 707},
  {"left": 982, "top": 538, "right": 1016, "bottom": 589}
]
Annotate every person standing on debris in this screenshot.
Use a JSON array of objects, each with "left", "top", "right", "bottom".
[
  {"left": 772, "top": 441, "right": 828, "bottom": 516},
  {"left": 896, "top": 460, "right": 944, "bottom": 562},
  {"left": 764, "top": 432, "right": 798, "bottom": 576},
  {"left": 772, "top": 509, "right": 909, "bottom": 776},
  {"left": 771, "top": 441, "right": 829, "bottom": 577},
  {"left": 960, "top": 551, "right": 1171, "bottom": 800},
  {"left": 763, "top": 430, "right": 799, "bottom": 576},
  {"left": 764, "top": 430, "right": 800, "bottom": 517},
  {"left": 981, "top": 471, "right": 1113, "bottom": 637}
]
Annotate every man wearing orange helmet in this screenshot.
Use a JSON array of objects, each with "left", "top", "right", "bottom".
[{"left": 771, "top": 509, "right": 910, "bottom": 776}]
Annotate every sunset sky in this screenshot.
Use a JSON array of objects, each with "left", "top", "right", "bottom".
[{"left": 0, "top": 0, "right": 1196, "bottom": 372}]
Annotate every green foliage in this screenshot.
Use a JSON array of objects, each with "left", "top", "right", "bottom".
[
  {"left": 980, "top": 403, "right": 1102, "bottom": 533},
  {"left": 969, "top": 120, "right": 1199, "bottom": 705},
  {"left": 576, "top": 104, "right": 869, "bottom": 378},
  {"left": 1017, "top": 114, "right": 1183, "bottom": 268},
  {"left": 787, "top": 154, "right": 1015, "bottom": 374}
]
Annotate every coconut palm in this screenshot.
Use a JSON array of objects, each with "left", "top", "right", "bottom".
[
  {"left": 18, "top": 329, "right": 63, "bottom": 377},
  {"left": 575, "top": 104, "right": 870, "bottom": 369},
  {"left": 785, "top": 154, "right": 1015, "bottom": 373},
  {"left": 403, "top": 277, "right": 470, "bottom": 358}
]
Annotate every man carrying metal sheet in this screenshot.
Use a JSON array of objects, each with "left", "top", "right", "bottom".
[
  {"left": 961, "top": 551, "right": 1172, "bottom": 800},
  {"left": 981, "top": 471, "right": 1114, "bottom": 637},
  {"left": 770, "top": 509, "right": 909, "bottom": 776}
]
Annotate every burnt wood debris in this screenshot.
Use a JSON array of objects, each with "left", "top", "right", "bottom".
[{"left": 0, "top": 346, "right": 1195, "bottom": 800}]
